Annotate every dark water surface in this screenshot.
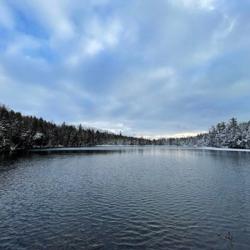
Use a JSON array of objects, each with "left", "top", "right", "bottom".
[{"left": 0, "top": 146, "right": 250, "bottom": 249}]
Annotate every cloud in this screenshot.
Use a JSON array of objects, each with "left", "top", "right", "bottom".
[
  {"left": 11, "top": 0, "right": 75, "bottom": 39},
  {"left": 67, "top": 17, "right": 123, "bottom": 66},
  {"left": 170, "top": 0, "right": 216, "bottom": 11},
  {"left": 0, "top": 2, "right": 15, "bottom": 29},
  {"left": 5, "top": 34, "right": 42, "bottom": 57},
  {"left": 0, "top": 0, "right": 250, "bottom": 137}
]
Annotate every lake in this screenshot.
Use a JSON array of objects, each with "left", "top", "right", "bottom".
[{"left": 0, "top": 146, "right": 250, "bottom": 249}]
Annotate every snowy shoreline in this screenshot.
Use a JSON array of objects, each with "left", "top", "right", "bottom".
[
  {"left": 197, "top": 146, "right": 250, "bottom": 152},
  {"left": 28, "top": 145, "right": 250, "bottom": 153}
]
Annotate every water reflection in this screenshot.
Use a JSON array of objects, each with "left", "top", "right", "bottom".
[{"left": 0, "top": 146, "right": 250, "bottom": 249}]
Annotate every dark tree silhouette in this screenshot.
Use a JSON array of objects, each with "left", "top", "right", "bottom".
[{"left": 0, "top": 105, "right": 153, "bottom": 153}]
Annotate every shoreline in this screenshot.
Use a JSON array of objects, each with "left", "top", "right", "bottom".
[
  {"left": 2, "top": 145, "right": 250, "bottom": 156},
  {"left": 29, "top": 145, "right": 250, "bottom": 153},
  {"left": 198, "top": 146, "right": 250, "bottom": 153}
]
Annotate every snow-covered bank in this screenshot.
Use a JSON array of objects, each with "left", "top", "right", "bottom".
[{"left": 197, "top": 147, "right": 250, "bottom": 152}]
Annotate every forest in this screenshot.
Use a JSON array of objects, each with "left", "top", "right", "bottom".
[
  {"left": 1, "top": 105, "right": 250, "bottom": 154},
  {"left": 0, "top": 105, "right": 153, "bottom": 153},
  {"left": 164, "top": 118, "right": 250, "bottom": 149}
]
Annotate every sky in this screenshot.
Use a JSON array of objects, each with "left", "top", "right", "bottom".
[{"left": 0, "top": 0, "right": 250, "bottom": 138}]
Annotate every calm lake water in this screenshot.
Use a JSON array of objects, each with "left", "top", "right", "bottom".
[{"left": 0, "top": 146, "right": 250, "bottom": 250}]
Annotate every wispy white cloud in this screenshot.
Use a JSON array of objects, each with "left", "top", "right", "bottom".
[
  {"left": 170, "top": 0, "right": 216, "bottom": 11},
  {"left": 14, "top": 0, "right": 75, "bottom": 39},
  {"left": 0, "top": 2, "right": 15, "bottom": 29},
  {"left": 67, "top": 17, "right": 123, "bottom": 66},
  {"left": 5, "top": 34, "right": 42, "bottom": 56},
  {"left": 192, "top": 14, "right": 237, "bottom": 64}
]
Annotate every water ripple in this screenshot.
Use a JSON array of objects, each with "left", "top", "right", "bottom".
[{"left": 0, "top": 147, "right": 250, "bottom": 249}]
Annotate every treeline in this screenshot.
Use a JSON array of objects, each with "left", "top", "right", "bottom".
[
  {"left": 0, "top": 105, "right": 153, "bottom": 153},
  {"left": 164, "top": 118, "right": 250, "bottom": 149},
  {"left": 2, "top": 105, "right": 249, "bottom": 153}
]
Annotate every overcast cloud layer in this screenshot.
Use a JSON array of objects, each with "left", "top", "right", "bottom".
[{"left": 0, "top": 0, "right": 250, "bottom": 137}]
